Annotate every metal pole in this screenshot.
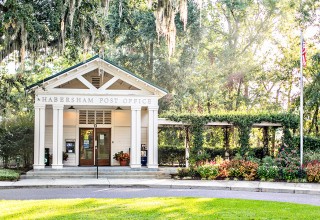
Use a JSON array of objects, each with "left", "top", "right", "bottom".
[
  {"left": 300, "top": 30, "right": 304, "bottom": 169},
  {"left": 95, "top": 124, "right": 98, "bottom": 179}
]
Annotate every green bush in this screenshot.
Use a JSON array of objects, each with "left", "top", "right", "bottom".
[
  {"left": 304, "top": 149, "right": 320, "bottom": 163},
  {"left": 0, "top": 169, "right": 20, "bottom": 181},
  {"left": 257, "top": 156, "right": 279, "bottom": 181},
  {"left": 276, "top": 147, "right": 301, "bottom": 181},
  {"left": 293, "top": 136, "right": 320, "bottom": 151},
  {"left": 176, "top": 166, "right": 200, "bottom": 179},
  {"left": 158, "top": 145, "right": 185, "bottom": 166},
  {"left": 177, "top": 168, "right": 190, "bottom": 179},
  {"left": 197, "top": 163, "right": 219, "bottom": 180}
]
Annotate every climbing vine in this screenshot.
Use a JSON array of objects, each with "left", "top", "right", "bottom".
[{"left": 164, "top": 112, "right": 299, "bottom": 161}]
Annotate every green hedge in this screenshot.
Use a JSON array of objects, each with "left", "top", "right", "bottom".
[
  {"left": 293, "top": 136, "right": 320, "bottom": 151},
  {"left": 159, "top": 145, "right": 266, "bottom": 166},
  {"left": 158, "top": 145, "right": 185, "bottom": 166}
]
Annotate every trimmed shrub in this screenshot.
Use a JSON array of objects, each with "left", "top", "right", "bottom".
[
  {"left": 177, "top": 168, "right": 190, "bottom": 179},
  {"left": 305, "top": 160, "right": 320, "bottom": 183},
  {"left": 293, "top": 136, "right": 320, "bottom": 151},
  {"left": 218, "top": 159, "right": 259, "bottom": 180},
  {"left": 0, "top": 169, "right": 20, "bottom": 181},
  {"left": 158, "top": 146, "right": 185, "bottom": 166},
  {"left": 257, "top": 156, "right": 279, "bottom": 181},
  {"left": 197, "top": 163, "right": 219, "bottom": 180},
  {"left": 176, "top": 166, "right": 200, "bottom": 179}
]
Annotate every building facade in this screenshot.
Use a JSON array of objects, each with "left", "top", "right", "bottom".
[{"left": 27, "top": 56, "right": 167, "bottom": 169}]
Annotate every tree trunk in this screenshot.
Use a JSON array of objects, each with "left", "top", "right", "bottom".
[
  {"left": 308, "top": 105, "right": 319, "bottom": 134},
  {"left": 235, "top": 78, "right": 243, "bottom": 110},
  {"left": 149, "top": 41, "right": 154, "bottom": 79}
]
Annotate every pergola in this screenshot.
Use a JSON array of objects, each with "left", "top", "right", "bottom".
[{"left": 158, "top": 118, "right": 283, "bottom": 167}]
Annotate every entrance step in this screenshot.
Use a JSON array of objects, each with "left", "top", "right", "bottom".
[{"left": 21, "top": 167, "right": 177, "bottom": 179}]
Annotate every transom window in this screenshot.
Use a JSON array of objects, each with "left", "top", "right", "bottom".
[{"left": 79, "top": 110, "right": 111, "bottom": 124}]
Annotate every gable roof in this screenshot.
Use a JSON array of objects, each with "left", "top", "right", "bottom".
[{"left": 26, "top": 55, "right": 168, "bottom": 95}]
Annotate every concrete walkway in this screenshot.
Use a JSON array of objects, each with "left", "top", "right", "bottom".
[{"left": 1, "top": 178, "right": 320, "bottom": 195}]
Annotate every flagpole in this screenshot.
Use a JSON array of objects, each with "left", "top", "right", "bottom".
[{"left": 300, "top": 30, "right": 304, "bottom": 169}]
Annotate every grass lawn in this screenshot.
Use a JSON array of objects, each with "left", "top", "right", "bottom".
[
  {"left": 0, "top": 169, "right": 20, "bottom": 181},
  {"left": 0, "top": 197, "right": 319, "bottom": 219}
]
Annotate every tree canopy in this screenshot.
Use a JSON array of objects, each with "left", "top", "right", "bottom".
[{"left": 1, "top": 0, "right": 320, "bottom": 137}]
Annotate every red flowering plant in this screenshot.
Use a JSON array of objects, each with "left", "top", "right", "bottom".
[
  {"left": 113, "top": 151, "right": 130, "bottom": 161},
  {"left": 305, "top": 160, "right": 320, "bottom": 183}
]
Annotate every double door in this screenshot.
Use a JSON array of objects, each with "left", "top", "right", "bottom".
[{"left": 79, "top": 128, "right": 111, "bottom": 166}]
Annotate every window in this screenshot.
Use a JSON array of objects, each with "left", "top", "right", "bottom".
[{"left": 79, "top": 110, "right": 111, "bottom": 124}]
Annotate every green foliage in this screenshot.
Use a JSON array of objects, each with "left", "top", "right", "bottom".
[
  {"left": 257, "top": 156, "right": 279, "bottom": 181},
  {"left": 304, "top": 149, "right": 320, "bottom": 164},
  {"left": 276, "top": 147, "right": 301, "bottom": 181},
  {"left": 0, "top": 169, "right": 20, "bottom": 181},
  {"left": 293, "top": 136, "right": 320, "bottom": 151},
  {"left": 197, "top": 163, "right": 219, "bottom": 180},
  {"left": 158, "top": 145, "right": 185, "bottom": 166},
  {"left": 164, "top": 112, "right": 298, "bottom": 161},
  {"left": 176, "top": 166, "right": 200, "bottom": 179},
  {"left": 0, "top": 114, "right": 34, "bottom": 168}
]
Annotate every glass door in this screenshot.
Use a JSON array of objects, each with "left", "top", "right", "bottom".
[
  {"left": 96, "top": 128, "right": 111, "bottom": 166},
  {"left": 79, "top": 128, "right": 94, "bottom": 165}
]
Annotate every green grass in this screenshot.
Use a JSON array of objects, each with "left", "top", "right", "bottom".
[
  {"left": 0, "top": 198, "right": 319, "bottom": 219},
  {"left": 0, "top": 169, "right": 20, "bottom": 181}
]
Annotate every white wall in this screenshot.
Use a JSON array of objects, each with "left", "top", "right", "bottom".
[
  {"left": 45, "top": 109, "right": 77, "bottom": 166},
  {"left": 112, "top": 109, "right": 147, "bottom": 166},
  {"left": 44, "top": 108, "right": 148, "bottom": 166}
]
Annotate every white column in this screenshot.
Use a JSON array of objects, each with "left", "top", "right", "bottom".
[
  {"left": 52, "top": 104, "right": 64, "bottom": 169},
  {"left": 147, "top": 106, "right": 159, "bottom": 168},
  {"left": 33, "top": 104, "right": 46, "bottom": 169},
  {"left": 130, "top": 106, "right": 141, "bottom": 168}
]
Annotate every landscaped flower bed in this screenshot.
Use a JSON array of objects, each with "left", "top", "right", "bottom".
[{"left": 177, "top": 155, "right": 320, "bottom": 183}]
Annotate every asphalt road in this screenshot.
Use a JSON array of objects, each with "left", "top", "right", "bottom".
[{"left": 0, "top": 187, "right": 319, "bottom": 206}]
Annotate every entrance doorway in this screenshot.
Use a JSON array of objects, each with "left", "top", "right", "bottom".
[{"left": 79, "top": 128, "right": 111, "bottom": 166}]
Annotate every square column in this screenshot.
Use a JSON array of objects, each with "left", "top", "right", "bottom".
[
  {"left": 147, "top": 106, "right": 159, "bottom": 168},
  {"left": 33, "top": 104, "right": 46, "bottom": 169},
  {"left": 130, "top": 106, "right": 141, "bottom": 168},
  {"left": 52, "top": 104, "right": 64, "bottom": 169}
]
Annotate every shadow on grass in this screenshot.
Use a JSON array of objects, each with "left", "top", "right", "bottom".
[{"left": 1, "top": 198, "right": 320, "bottom": 220}]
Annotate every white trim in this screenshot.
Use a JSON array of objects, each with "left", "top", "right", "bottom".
[
  {"left": 99, "top": 76, "right": 119, "bottom": 90},
  {"left": 46, "top": 65, "right": 97, "bottom": 89},
  {"left": 77, "top": 75, "right": 97, "bottom": 90},
  {"left": 38, "top": 89, "right": 152, "bottom": 95}
]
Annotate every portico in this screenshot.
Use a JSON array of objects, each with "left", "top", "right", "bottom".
[{"left": 27, "top": 55, "right": 167, "bottom": 170}]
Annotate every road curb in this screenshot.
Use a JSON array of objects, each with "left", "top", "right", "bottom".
[{"left": 1, "top": 183, "right": 320, "bottom": 195}]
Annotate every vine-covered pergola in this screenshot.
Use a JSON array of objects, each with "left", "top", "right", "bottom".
[{"left": 158, "top": 113, "right": 299, "bottom": 167}]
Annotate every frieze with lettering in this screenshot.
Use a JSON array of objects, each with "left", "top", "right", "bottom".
[{"left": 36, "top": 95, "right": 156, "bottom": 106}]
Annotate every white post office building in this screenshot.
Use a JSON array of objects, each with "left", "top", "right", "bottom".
[{"left": 27, "top": 56, "right": 167, "bottom": 169}]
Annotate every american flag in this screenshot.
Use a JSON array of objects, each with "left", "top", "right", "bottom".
[{"left": 302, "top": 41, "right": 306, "bottom": 67}]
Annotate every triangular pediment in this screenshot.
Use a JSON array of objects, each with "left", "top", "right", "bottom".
[
  {"left": 55, "top": 78, "right": 89, "bottom": 89},
  {"left": 28, "top": 56, "right": 167, "bottom": 97}
]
